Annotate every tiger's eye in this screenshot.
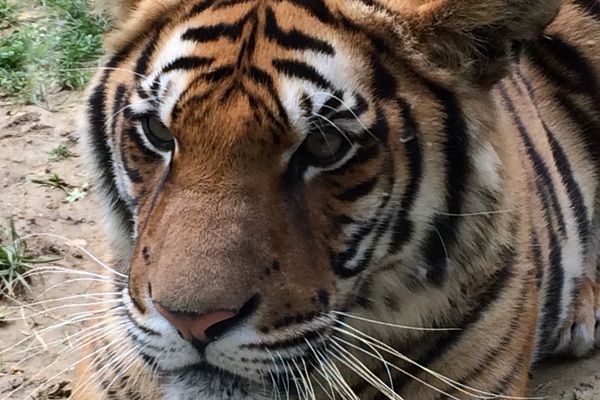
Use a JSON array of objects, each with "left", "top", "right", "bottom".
[
  {"left": 304, "top": 131, "right": 343, "bottom": 162},
  {"left": 142, "top": 116, "right": 175, "bottom": 151}
]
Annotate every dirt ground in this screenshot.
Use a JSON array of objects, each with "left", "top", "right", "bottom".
[{"left": 0, "top": 96, "right": 599, "bottom": 399}]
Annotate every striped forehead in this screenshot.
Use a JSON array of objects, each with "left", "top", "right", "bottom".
[{"left": 135, "top": 3, "right": 373, "bottom": 139}]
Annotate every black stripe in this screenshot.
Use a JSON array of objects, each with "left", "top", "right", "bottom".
[
  {"left": 390, "top": 96, "right": 423, "bottom": 249},
  {"left": 524, "top": 36, "right": 600, "bottom": 170},
  {"left": 328, "top": 110, "right": 391, "bottom": 277},
  {"left": 134, "top": 31, "right": 161, "bottom": 99},
  {"left": 245, "top": 67, "right": 290, "bottom": 127},
  {"left": 573, "top": 0, "right": 600, "bottom": 19},
  {"left": 282, "top": 0, "right": 336, "bottom": 24},
  {"left": 330, "top": 222, "right": 377, "bottom": 276},
  {"left": 182, "top": 10, "right": 254, "bottom": 42},
  {"left": 531, "top": 228, "right": 545, "bottom": 290},
  {"left": 273, "top": 59, "right": 334, "bottom": 90},
  {"left": 420, "top": 83, "right": 470, "bottom": 286},
  {"left": 527, "top": 36, "right": 600, "bottom": 104},
  {"left": 172, "top": 90, "right": 213, "bottom": 123},
  {"left": 87, "top": 44, "right": 138, "bottom": 235},
  {"left": 513, "top": 74, "right": 591, "bottom": 250},
  {"left": 187, "top": 0, "right": 213, "bottom": 17},
  {"left": 497, "top": 85, "right": 565, "bottom": 354},
  {"left": 264, "top": 7, "right": 334, "bottom": 55},
  {"left": 248, "top": 66, "right": 275, "bottom": 89},
  {"left": 538, "top": 193, "right": 564, "bottom": 354},
  {"left": 327, "top": 141, "right": 380, "bottom": 175},
  {"left": 202, "top": 65, "right": 236, "bottom": 82},
  {"left": 325, "top": 93, "right": 369, "bottom": 121},
  {"left": 370, "top": 105, "right": 389, "bottom": 142},
  {"left": 487, "top": 352, "right": 527, "bottom": 397},
  {"left": 371, "top": 54, "right": 397, "bottom": 99},
  {"left": 545, "top": 124, "right": 590, "bottom": 247},
  {"left": 317, "top": 90, "right": 344, "bottom": 117},
  {"left": 162, "top": 56, "right": 214, "bottom": 73},
  {"left": 240, "top": 84, "right": 289, "bottom": 133},
  {"left": 498, "top": 85, "right": 567, "bottom": 237},
  {"left": 343, "top": 154, "right": 396, "bottom": 278},
  {"left": 552, "top": 92, "right": 600, "bottom": 168},
  {"left": 336, "top": 177, "right": 378, "bottom": 202},
  {"left": 212, "top": 0, "right": 255, "bottom": 10},
  {"left": 241, "top": 328, "right": 327, "bottom": 350},
  {"left": 113, "top": 86, "right": 144, "bottom": 184}
]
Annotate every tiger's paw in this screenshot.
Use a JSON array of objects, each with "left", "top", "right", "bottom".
[{"left": 555, "top": 278, "right": 599, "bottom": 358}]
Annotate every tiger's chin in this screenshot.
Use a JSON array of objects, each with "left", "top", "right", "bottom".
[{"left": 161, "top": 364, "right": 270, "bottom": 400}]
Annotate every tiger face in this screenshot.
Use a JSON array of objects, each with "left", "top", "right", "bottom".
[
  {"left": 76, "top": 0, "right": 600, "bottom": 398},
  {"left": 98, "top": 1, "right": 412, "bottom": 382}
]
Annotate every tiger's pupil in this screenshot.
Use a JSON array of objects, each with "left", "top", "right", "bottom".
[
  {"left": 304, "top": 132, "right": 343, "bottom": 161},
  {"left": 143, "top": 116, "right": 174, "bottom": 150}
]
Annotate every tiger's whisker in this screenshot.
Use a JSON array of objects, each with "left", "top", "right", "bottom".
[
  {"left": 291, "top": 356, "right": 312, "bottom": 400},
  {"left": 304, "top": 339, "right": 339, "bottom": 400},
  {"left": 16, "top": 232, "right": 128, "bottom": 278},
  {"left": 327, "top": 341, "right": 404, "bottom": 400},
  {"left": 3, "top": 292, "right": 121, "bottom": 310},
  {"left": 56, "top": 66, "right": 151, "bottom": 81},
  {"left": 98, "top": 344, "right": 142, "bottom": 394},
  {"left": 33, "top": 277, "right": 121, "bottom": 298},
  {"left": 313, "top": 334, "right": 359, "bottom": 400},
  {"left": 301, "top": 356, "right": 317, "bottom": 400},
  {"left": 0, "top": 307, "right": 122, "bottom": 355},
  {"left": 331, "top": 311, "right": 461, "bottom": 331},
  {"left": 1, "top": 299, "right": 122, "bottom": 321},
  {"left": 307, "top": 91, "right": 375, "bottom": 139},
  {"left": 3, "top": 322, "right": 128, "bottom": 400},
  {"left": 265, "top": 349, "right": 282, "bottom": 400},
  {"left": 275, "top": 352, "right": 292, "bottom": 400},
  {"left": 69, "top": 324, "right": 132, "bottom": 396},
  {"left": 330, "top": 335, "right": 462, "bottom": 400},
  {"left": 311, "top": 112, "right": 357, "bottom": 151},
  {"left": 332, "top": 322, "right": 548, "bottom": 400},
  {"left": 331, "top": 323, "right": 494, "bottom": 399},
  {"left": 6, "top": 316, "right": 120, "bottom": 360},
  {"left": 20, "top": 266, "right": 121, "bottom": 281}
]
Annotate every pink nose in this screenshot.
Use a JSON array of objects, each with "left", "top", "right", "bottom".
[{"left": 154, "top": 303, "right": 237, "bottom": 342}]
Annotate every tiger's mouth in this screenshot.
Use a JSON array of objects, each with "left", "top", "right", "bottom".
[{"left": 117, "top": 283, "right": 333, "bottom": 394}]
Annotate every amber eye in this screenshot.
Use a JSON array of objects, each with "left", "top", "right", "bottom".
[
  {"left": 141, "top": 116, "right": 175, "bottom": 152},
  {"left": 303, "top": 130, "right": 345, "bottom": 164}
]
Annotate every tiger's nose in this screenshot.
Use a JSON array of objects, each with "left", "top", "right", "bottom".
[
  {"left": 153, "top": 295, "right": 259, "bottom": 342},
  {"left": 154, "top": 303, "right": 238, "bottom": 342}
]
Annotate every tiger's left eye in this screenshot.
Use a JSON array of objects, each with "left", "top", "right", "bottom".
[
  {"left": 303, "top": 131, "right": 344, "bottom": 164},
  {"left": 142, "top": 116, "right": 175, "bottom": 152}
]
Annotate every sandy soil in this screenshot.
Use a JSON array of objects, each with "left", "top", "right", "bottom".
[{"left": 0, "top": 96, "right": 599, "bottom": 399}]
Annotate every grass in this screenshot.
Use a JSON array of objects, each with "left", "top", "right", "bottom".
[
  {"left": 32, "top": 173, "right": 90, "bottom": 203},
  {"left": 0, "top": 0, "right": 18, "bottom": 28},
  {"left": 0, "top": 219, "right": 58, "bottom": 296},
  {"left": 32, "top": 173, "right": 73, "bottom": 192},
  {"left": 0, "top": 0, "right": 110, "bottom": 102},
  {"left": 49, "top": 144, "right": 77, "bottom": 160}
]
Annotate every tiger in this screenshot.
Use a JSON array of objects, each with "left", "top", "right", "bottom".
[{"left": 73, "top": 0, "right": 600, "bottom": 398}]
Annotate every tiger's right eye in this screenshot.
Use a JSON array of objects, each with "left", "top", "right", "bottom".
[
  {"left": 142, "top": 116, "right": 175, "bottom": 152},
  {"left": 304, "top": 131, "right": 344, "bottom": 162}
]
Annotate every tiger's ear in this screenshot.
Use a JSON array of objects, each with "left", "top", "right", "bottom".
[
  {"left": 379, "top": 0, "right": 561, "bottom": 86},
  {"left": 94, "top": 0, "right": 140, "bottom": 24},
  {"left": 98, "top": 0, "right": 183, "bottom": 52}
]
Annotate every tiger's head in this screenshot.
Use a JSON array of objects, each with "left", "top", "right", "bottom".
[{"left": 81, "top": 0, "right": 559, "bottom": 398}]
